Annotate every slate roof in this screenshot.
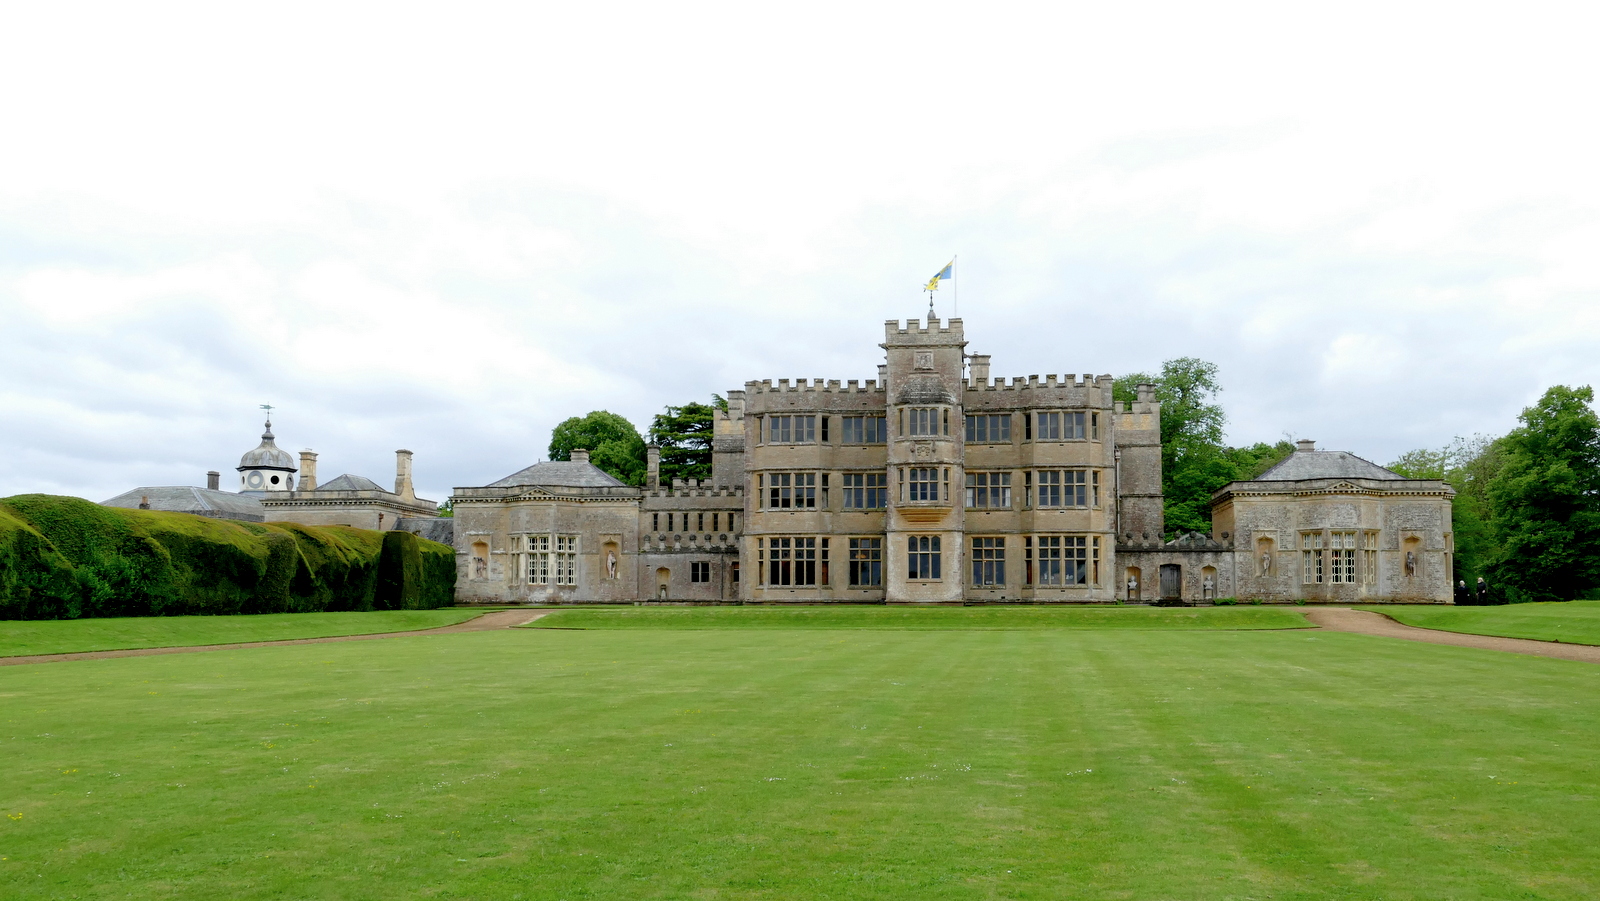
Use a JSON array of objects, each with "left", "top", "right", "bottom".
[
  {"left": 100, "top": 487, "right": 266, "bottom": 522},
  {"left": 1254, "top": 450, "right": 1404, "bottom": 481},
  {"left": 488, "top": 460, "right": 627, "bottom": 489},
  {"left": 317, "top": 474, "right": 389, "bottom": 493}
]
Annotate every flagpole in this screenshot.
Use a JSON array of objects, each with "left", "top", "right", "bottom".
[{"left": 953, "top": 255, "right": 958, "bottom": 319}]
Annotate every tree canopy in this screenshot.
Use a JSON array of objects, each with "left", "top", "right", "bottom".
[
  {"left": 548, "top": 411, "right": 647, "bottom": 486},
  {"left": 1115, "top": 358, "right": 1292, "bottom": 536},
  {"left": 1486, "top": 385, "right": 1600, "bottom": 603},
  {"left": 1388, "top": 434, "right": 1501, "bottom": 590},
  {"left": 649, "top": 399, "right": 722, "bottom": 484}
]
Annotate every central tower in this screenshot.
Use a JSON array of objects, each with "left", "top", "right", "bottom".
[{"left": 882, "top": 317, "right": 966, "bottom": 603}]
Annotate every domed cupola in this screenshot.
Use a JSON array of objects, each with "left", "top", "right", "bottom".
[{"left": 237, "top": 416, "right": 297, "bottom": 494}]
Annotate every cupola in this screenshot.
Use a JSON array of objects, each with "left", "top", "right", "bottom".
[{"left": 237, "top": 417, "right": 297, "bottom": 494}]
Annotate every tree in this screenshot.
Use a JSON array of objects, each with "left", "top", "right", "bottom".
[
  {"left": 436, "top": 499, "right": 454, "bottom": 518},
  {"left": 1388, "top": 434, "right": 1503, "bottom": 589},
  {"left": 1115, "top": 358, "right": 1233, "bottom": 536},
  {"left": 1486, "top": 385, "right": 1600, "bottom": 603},
  {"left": 548, "top": 411, "right": 647, "bottom": 486},
  {"left": 649, "top": 400, "right": 719, "bottom": 484}
]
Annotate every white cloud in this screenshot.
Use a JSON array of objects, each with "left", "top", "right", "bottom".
[{"left": 2, "top": 0, "right": 1600, "bottom": 502}]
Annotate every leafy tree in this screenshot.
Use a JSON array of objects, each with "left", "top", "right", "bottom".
[
  {"left": 548, "top": 411, "right": 647, "bottom": 486},
  {"left": 1486, "top": 385, "right": 1600, "bottom": 603},
  {"left": 1115, "top": 359, "right": 1233, "bottom": 536},
  {"left": 436, "top": 499, "right": 454, "bottom": 518},
  {"left": 649, "top": 400, "right": 719, "bottom": 484},
  {"left": 1388, "top": 434, "right": 1503, "bottom": 589}
]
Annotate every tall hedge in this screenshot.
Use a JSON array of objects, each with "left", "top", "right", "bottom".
[{"left": 0, "top": 495, "right": 457, "bottom": 619}]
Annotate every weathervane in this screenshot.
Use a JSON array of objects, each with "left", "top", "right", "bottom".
[{"left": 260, "top": 403, "right": 274, "bottom": 426}]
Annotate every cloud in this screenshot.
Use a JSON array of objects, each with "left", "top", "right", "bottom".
[{"left": 2, "top": 1, "right": 1599, "bottom": 502}]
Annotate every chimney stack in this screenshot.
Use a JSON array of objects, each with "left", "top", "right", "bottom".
[
  {"left": 395, "top": 449, "right": 414, "bottom": 500},
  {"left": 1136, "top": 383, "right": 1156, "bottom": 404},
  {"left": 646, "top": 444, "right": 660, "bottom": 489},
  {"left": 967, "top": 353, "right": 991, "bottom": 387},
  {"left": 569, "top": 448, "right": 591, "bottom": 465},
  {"left": 877, "top": 363, "right": 888, "bottom": 384},
  {"left": 206, "top": 471, "right": 220, "bottom": 491},
  {"left": 299, "top": 451, "right": 318, "bottom": 492},
  {"left": 1296, "top": 439, "right": 1317, "bottom": 453},
  {"left": 138, "top": 495, "right": 150, "bottom": 510}
]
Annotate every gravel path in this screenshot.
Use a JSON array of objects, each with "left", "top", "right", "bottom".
[
  {"left": 1304, "top": 607, "right": 1600, "bottom": 664},
  {"left": 0, "top": 609, "right": 552, "bottom": 667}
]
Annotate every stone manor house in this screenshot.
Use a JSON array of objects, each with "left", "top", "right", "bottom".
[{"left": 452, "top": 317, "right": 1457, "bottom": 605}]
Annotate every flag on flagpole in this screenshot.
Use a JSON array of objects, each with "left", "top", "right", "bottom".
[{"left": 924, "top": 260, "right": 954, "bottom": 292}]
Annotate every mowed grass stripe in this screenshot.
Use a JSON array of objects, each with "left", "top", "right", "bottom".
[
  {"left": 1368, "top": 601, "right": 1600, "bottom": 646},
  {"left": 0, "top": 609, "right": 483, "bottom": 657},
  {"left": 528, "top": 604, "right": 1313, "bottom": 630},
  {"left": 2, "top": 627, "right": 1599, "bottom": 899}
]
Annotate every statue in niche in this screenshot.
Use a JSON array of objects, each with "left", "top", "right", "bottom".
[
  {"left": 1259, "top": 553, "right": 1272, "bottom": 576},
  {"left": 607, "top": 551, "right": 618, "bottom": 580},
  {"left": 1405, "top": 551, "right": 1417, "bottom": 577},
  {"left": 474, "top": 557, "right": 487, "bottom": 579},
  {"left": 1126, "top": 577, "right": 1139, "bottom": 600}
]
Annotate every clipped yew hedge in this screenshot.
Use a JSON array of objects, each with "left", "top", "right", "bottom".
[{"left": 0, "top": 494, "right": 456, "bottom": 619}]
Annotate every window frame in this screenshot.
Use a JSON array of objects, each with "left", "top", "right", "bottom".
[
  {"left": 964, "top": 413, "right": 1013, "bottom": 444},
  {"left": 907, "top": 535, "right": 942, "bottom": 581},
  {"left": 841, "top": 415, "right": 887, "bottom": 444},
  {"left": 842, "top": 472, "right": 888, "bottom": 509},
  {"left": 965, "top": 471, "right": 1012, "bottom": 509},
  {"left": 848, "top": 537, "right": 882, "bottom": 587},
  {"left": 971, "top": 536, "right": 1005, "bottom": 586}
]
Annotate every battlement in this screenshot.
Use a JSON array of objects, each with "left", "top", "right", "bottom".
[
  {"left": 883, "top": 316, "right": 965, "bottom": 344},
  {"left": 647, "top": 480, "right": 746, "bottom": 499},
  {"left": 744, "top": 378, "right": 887, "bottom": 394},
  {"left": 1114, "top": 400, "right": 1162, "bottom": 416},
  {"left": 965, "top": 373, "right": 1115, "bottom": 392}
]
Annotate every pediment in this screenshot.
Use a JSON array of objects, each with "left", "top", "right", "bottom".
[{"left": 1329, "top": 482, "right": 1360, "bottom": 492}]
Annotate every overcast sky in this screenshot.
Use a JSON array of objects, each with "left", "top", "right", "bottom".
[{"left": 3, "top": 2, "right": 1598, "bottom": 504}]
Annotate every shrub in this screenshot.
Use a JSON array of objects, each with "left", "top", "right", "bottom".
[{"left": 0, "top": 495, "right": 456, "bottom": 619}]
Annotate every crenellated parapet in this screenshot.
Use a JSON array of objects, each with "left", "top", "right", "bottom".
[
  {"left": 883, "top": 316, "right": 965, "bottom": 344},
  {"left": 962, "top": 373, "right": 1116, "bottom": 409},
  {"left": 645, "top": 480, "right": 747, "bottom": 500},
  {"left": 744, "top": 378, "right": 889, "bottom": 394}
]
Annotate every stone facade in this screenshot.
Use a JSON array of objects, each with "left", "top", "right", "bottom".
[
  {"left": 448, "top": 318, "right": 1456, "bottom": 606},
  {"left": 1118, "top": 440, "right": 1456, "bottom": 604},
  {"left": 451, "top": 449, "right": 742, "bottom": 604},
  {"left": 454, "top": 317, "right": 1146, "bottom": 605}
]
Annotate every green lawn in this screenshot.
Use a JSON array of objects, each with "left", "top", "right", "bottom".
[
  {"left": 3, "top": 621, "right": 1599, "bottom": 898},
  {"left": 0, "top": 609, "right": 483, "bottom": 657},
  {"left": 530, "top": 604, "right": 1312, "bottom": 630},
  {"left": 1367, "top": 601, "right": 1600, "bottom": 646}
]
